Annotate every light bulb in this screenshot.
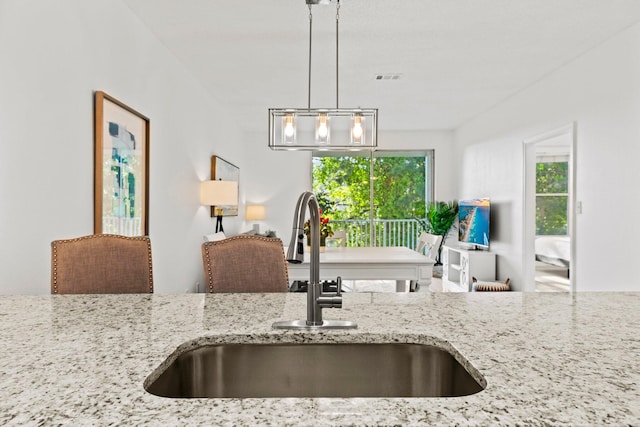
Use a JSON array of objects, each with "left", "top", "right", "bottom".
[
  {"left": 351, "top": 114, "right": 364, "bottom": 144},
  {"left": 284, "top": 122, "right": 294, "bottom": 137},
  {"left": 315, "top": 113, "right": 330, "bottom": 143},
  {"left": 282, "top": 114, "right": 296, "bottom": 144},
  {"left": 352, "top": 122, "right": 363, "bottom": 138},
  {"left": 318, "top": 121, "right": 328, "bottom": 138}
]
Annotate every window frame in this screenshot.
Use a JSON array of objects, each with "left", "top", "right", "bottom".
[
  {"left": 535, "top": 159, "right": 569, "bottom": 236},
  {"left": 311, "top": 149, "right": 434, "bottom": 247}
]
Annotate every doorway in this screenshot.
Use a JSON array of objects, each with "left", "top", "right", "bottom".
[{"left": 523, "top": 124, "right": 576, "bottom": 292}]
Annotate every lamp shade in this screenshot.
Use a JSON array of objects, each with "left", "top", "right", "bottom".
[
  {"left": 246, "top": 205, "right": 266, "bottom": 221},
  {"left": 200, "top": 180, "right": 238, "bottom": 206}
]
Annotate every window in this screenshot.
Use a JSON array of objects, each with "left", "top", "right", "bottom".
[
  {"left": 312, "top": 150, "right": 434, "bottom": 248},
  {"left": 536, "top": 161, "right": 568, "bottom": 235}
]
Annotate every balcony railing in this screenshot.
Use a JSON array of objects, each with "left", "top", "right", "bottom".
[
  {"left": 330, "top": 219, "right": 424, "bottom": 250},
  {"left": 104, "top": 217, "right": 423, "bottom": 247}
]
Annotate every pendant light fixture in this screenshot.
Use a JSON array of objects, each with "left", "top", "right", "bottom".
[{"left": 269, "top": 0, "right": 378, "bottom": 151}]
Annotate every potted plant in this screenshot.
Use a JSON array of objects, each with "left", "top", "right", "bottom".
[
  {"left": 303, "top": 211, "right": 334, "bottom": 251},
  {"left": 416, "top": 200, "right": 459, "bottom": 274}
]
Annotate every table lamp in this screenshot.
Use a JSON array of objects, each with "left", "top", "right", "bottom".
[
  {"left": 246, "top": 204, "right": 266, "bottom": 233},
  {"left": 200, "top": 180, "right": 238, "bottom": 233}
]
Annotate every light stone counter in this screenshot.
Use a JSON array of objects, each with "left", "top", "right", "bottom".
[{"left": 0, "top": 292, "right": 638, "bottom": 426}]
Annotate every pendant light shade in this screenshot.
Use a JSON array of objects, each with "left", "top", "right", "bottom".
[
  {"left": 282, "top": 113, "right": 296, "bottom": 144},
  {"left": 315, "top": 113, "right": 330, "bottom": 144},
  {"left": 351, "top": 113, "right": 365, "bottom": 144}
]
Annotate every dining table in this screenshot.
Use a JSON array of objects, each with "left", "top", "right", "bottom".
[{"left": 285, "top": 246, "right": 435, "bottom": 292}]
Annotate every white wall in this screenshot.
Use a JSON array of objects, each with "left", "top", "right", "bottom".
[
  {"left": 0, "top": 0, "right": 245, "bottom": 294},
  {"left": 455, "top": 22, "right": 640, "bottom": 291},
  {"left": 241, "top": 130, "right": 456, "bottom": 241},
  {"left": 241, "top": 133, "right": 311, "bottom": 240}
]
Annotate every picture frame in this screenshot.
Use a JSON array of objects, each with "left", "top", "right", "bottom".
[
  {"left": 94, "top": 91, "right": 150, "bottom": 236},
  {"left": 211, "top": 155, "right": 239, "bottom": 217}
]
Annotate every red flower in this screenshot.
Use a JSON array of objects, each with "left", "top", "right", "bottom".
[{"left": 303, "top": 215, "right": 334, "bottom": 238}]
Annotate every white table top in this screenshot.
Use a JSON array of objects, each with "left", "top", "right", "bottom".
[
  {"left": 286, "top": 245, "right": 435, "bottom": 265},
  {"left": 286, "top": 246, "right": 435, "bottom": 287}
]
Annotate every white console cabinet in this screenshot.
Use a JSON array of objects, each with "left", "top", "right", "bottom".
[{"left": 442, "top": 245, "right": 496, "bottom": 292}]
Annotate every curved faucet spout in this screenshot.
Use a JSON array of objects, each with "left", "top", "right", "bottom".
[
  {"left": 286, "top": 191, "right": 321, "bottom": 291},
  {"left": 287, "top": 193, "right": 314, "bottom": 260}
]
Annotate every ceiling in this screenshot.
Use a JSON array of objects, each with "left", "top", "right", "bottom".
[{"left": 122, "top": 0, "right": 640, "bottom": 133}]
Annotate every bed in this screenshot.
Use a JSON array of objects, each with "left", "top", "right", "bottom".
[{"left": 535, "top": 235, "right": 570, "bottom": 268}]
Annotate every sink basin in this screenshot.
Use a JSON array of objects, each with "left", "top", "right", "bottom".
[{"left": 145, "top": 343, "right": 485, "bottom": 398}]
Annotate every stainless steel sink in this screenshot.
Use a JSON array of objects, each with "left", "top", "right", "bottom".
[{"left": 145, "top": 343, "right": 485, "bottom": 398}]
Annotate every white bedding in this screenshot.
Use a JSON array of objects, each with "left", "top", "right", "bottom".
[{"left": 535, "top": 235, "right": 570, "bottom": 267}]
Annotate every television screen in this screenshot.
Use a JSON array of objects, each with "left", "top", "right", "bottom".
[{"left": 458, "top": 198, "right": 490, "bottom": 249}]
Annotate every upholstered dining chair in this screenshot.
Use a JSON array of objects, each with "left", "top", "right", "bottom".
[
  {"left": 51, "top": 234, "right": 153, "bottom": 294},
  {"left": 410, "top": 232, "right": 443, "bottom": 292},
  {"left": 201, "top": 235, "right": 289, "bottom": 293}
]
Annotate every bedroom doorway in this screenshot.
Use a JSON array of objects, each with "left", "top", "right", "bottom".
[{"left": 523, "top": 123, "right": 576, "bottom": 292}]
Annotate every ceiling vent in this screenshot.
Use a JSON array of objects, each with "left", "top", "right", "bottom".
[{"left": 375, "top": 74, "right": 402, "bottom": 81}]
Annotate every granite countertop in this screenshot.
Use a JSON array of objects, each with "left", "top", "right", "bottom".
[{"left": 0, "top": 292, "right": 638, "bottom": 426}]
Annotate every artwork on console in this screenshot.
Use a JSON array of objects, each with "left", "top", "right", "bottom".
[
  {"left": 94, "top": 91, "right": 150, "bottom": 236},
  {"left": 210, "top": 155, "right": 239, "bottom": 217}
]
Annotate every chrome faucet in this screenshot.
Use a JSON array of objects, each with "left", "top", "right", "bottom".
[{"left": 272, "top": 191, "right": 357, "bottom": 330}]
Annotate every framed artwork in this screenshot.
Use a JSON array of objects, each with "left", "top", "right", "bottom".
[
  {"left": 211, "top": 155, "right": 239, "bottom": 217},
  {"left": 94, "top": 91, "right": 150, "bottom": 236}
]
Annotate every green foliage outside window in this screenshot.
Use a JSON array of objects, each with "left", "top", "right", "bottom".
[
  {"left": 312, "top": 156, "right": 371, "bottom": 220},
  {"left": 312, "top": 155, "right": 427, "bottom": 220},
  {"left": 312, "top": 154, "right": 429, "bottom": 247},
  {"left": 536, "top": 162, "right": 568, "bottom": 235},
  {"left": 373, "top": 157, "right": 426, "bottom": 220}
]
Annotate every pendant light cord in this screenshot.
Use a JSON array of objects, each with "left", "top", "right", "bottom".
[
  {"left": 307, "top": 0, "right": 341, "bottom": 110},
  {"left": 307, "top": 4, "right": 313, "bottom": 110},
  {"left": 336, "top": 0, "right": 340, "bottom": 109}
]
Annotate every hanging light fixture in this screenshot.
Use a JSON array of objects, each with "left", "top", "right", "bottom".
[{"left": 269, "top": 0, "right": 378, "bottom": 151}]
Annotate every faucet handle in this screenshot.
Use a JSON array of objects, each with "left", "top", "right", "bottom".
[{"left": 336, "top": 276, "right": 342, "bottom": 296}]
